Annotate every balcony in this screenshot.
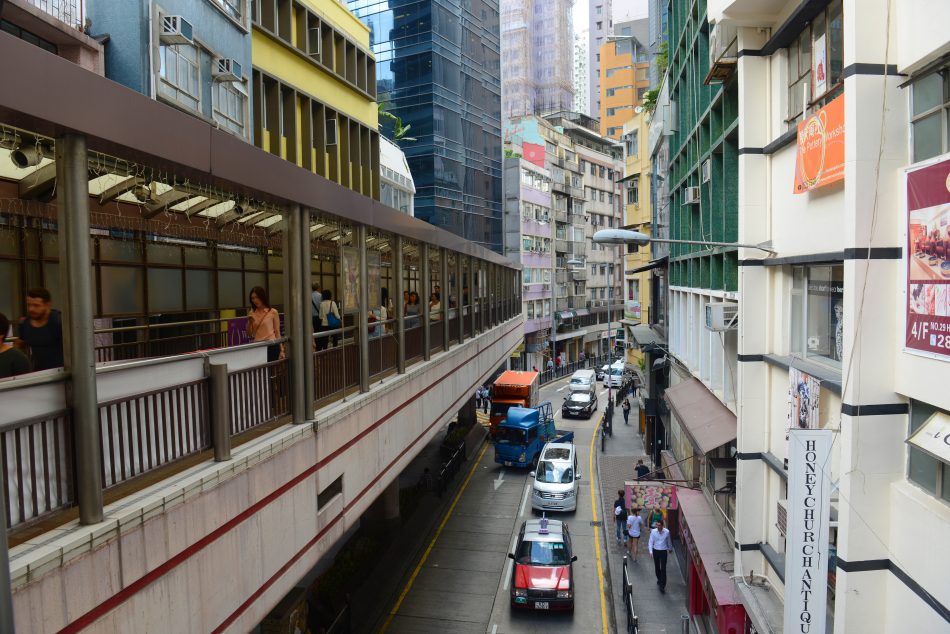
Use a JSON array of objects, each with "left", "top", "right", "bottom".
[
  {"left": 554, "top": 209, "right": 568, "bottom": 223},
  {"left": 555, "top": 238, "right": 570, "bottom": 253},
  {"left": 572, "top": 241, "right": 587, "bottom": 256},
  {"left": 556, "top": 298, "right": 569, "bottom": 312},
  {"left": 571, "top": 268, "right": 587, "bottom": 281},
  {"left": 556, "top": 269, "right": 569, "bottom": 284}
]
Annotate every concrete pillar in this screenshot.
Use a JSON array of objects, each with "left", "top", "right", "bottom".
[
  {"left": 300, "top": 210, "right": 314, "bottom": 413},
  {"left": 56, "top": 134, "right": 103, "bottom": 525},
  {"left": 365, "top": 478, "right": 401, "bottom": 533},
  {"left": 469, "top": 256, "right": 477, "bottom": 335},
  {"left": 358, "top": 224, "right": 369, "bottom": 392},
  {"left": 456, "top": 252, "right": 464, "bottom": 344},
  {"left": 286, "top": 204, "right": 308, "bottom": 423},
  {"left": 395, "top": 237, "right": 406, "bottom": 373},
  {"left": 441, "top": 247, "right": 450, "bottom": 350},
  {"left": 458, "top": 394, "right": 478, "bottom": 428},
  {"left": 421, "top": 243, "right": 430, "bottom": 360}
]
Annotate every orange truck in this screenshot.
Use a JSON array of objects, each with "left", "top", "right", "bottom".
[{"left": 489, "top": 370, "right": 540, "bottom": 436}]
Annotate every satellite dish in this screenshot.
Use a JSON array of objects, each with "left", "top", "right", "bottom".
[{"left": 634, "top": 106, "right": 644, "bottom": 113}]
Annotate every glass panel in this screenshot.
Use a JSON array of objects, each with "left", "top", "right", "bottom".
[
  {"left": 42, "top": 262, "right": 61, "bottom": 311},
  {"left": 100, "top": 266, "right": 144, "bottom": 314},
  {"left": 217, "top": 249, "right": 242, "bottom": 268},
  {"left": 184, "top": 246, "right": 213, "bottom": 266},
  {"left": 185, "top": 269, "right": 213, "bottom": 310},
  {"left": 799, "top": 30, "right": 811, "bottom": 84},
  {"left": 913, "top": 114, "right": 943, "bottom": 163},
  {"left": 99, "top": 239, "right": 141, "bottom": 263},
  {"left": 826, "top": 0, "right": 843, "bottom": 86},
  {"left": 245, "top": 253, "right": 266, "bottom": 270},
  {"left": 146, "top": 243, "right": 182, "bottom": 265},
  {"left": 41, "top": 231, "right": 59, "bottom": 258},
  {"left": 0, "top": 261, "right": 19, "bottom": 320},
  {"left": 805, "top": 265, "right": 843, "bottom": 364},
  {"left": 788, "top": 39, "right": 799, "bottom": 79},
  {"left": 269, "top": 255, "right": 283, "bottom": 271},
  {"left": 244, "top": 272, "right": 267, "bottom": 299},
  {"left": 912, "top": 73, "right": 944, "bottom": 116},
  {"left": 268, "top": 272, "right": 284, "bottom": 306},
  {"left": 147, "top": 268, "right": 183, "bottom": 312},
  {"left": 218, "top": 271, "right": 243, "bottom": 308},
  {"left": 942, "top": 464, "right": 950, "bottom": 503},
  {"left": 0, "top": 229, "right": 18, "bottom": 256},
  {"left": 22, "top": 231, "right": 38, "bottom": 258},
  {"left": 909, "top": 447, "right": 939, "bottom": 494}
]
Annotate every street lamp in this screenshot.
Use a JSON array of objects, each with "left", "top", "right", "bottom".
[
  {"left": 566, "top": 256, "right": 584, "bottom": 368},
  {"left": 591, "top": 228, "right": 776, "bottom": 253}
]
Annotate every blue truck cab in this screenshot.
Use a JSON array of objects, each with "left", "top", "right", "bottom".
[{"left": 494, "top": 403, "right": 574, "bottom": 468}]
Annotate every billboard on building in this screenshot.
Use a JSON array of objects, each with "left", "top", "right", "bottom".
[
  {"left": 905, "top": 154, "right": 950, "bottom": 360},
  {"left": 793, "top": 94, "right": 845, "bottom": 194},
  {"left": 788, "top": 367, "right": 821, "bottom": 429},
  {"left": 784, "top": 428, "right": 833, "bottom": 634}
]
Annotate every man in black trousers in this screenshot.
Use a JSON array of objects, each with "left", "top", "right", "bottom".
[{"left": 648, "top": 519, "right": 672, "bottom": 593}]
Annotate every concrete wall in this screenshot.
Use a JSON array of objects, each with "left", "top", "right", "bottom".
[{"left": 9, "top": 318, "right": 523, "bottom": 632}]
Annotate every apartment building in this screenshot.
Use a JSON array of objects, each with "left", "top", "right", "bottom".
[
  {"left": 599, "top": 19, "right": 652, "bottom": 140},
  {"left": 573, "top": 29, "right": 590, "bottom": 117},
  {"left": 588, "top": 0, "right": 612, "bottom": 119}
]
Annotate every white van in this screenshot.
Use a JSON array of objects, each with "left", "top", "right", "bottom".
[
  {"left": 530, "top": 442, "right": 580, "bottom": 512},
  {"left": 604, "top": 361, "right": 626, "bottom": 388},
  {"left": 568, "top": 369, "right": 596, "bottom": 395}
]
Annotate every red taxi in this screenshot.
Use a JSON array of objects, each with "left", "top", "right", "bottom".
[{"left": 507, "top": 517, "right": 576, "bottom": 612}]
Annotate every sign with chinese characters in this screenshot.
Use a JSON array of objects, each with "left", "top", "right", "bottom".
[
  {"left": 788, "top": 367, "right": 821, "bottom": 429},
  {"left": 793, "top": 94, "right": 845, "bottom": 194},
  {"left": 784, "top": 429, "right": 832, "bottom": 634},
  {"left": 905, "top": 154, "right": 950, "bottom": 360}
]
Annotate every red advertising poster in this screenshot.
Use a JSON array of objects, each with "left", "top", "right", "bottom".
[
  {"left": 522, "top": 142, "right": 545, "bottom": 168},
  {"left": 793, "top": 94, "right": 845, "bottom": 194},
  {"left": 905, "top": 154, "right": 950, "bottom": 359}
]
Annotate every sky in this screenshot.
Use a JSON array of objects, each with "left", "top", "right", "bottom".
[{"left": 572, "top": 0, "right": 648, "bottom": 32}]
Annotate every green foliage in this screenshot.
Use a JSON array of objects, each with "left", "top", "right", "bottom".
[
  {"left": 504, "top": 148, "right": 523, "bottom": 158},
  {"left": 642, "top": 88, "right": 660, "bottom": 114},
  {"left": 656, "top": 41, "right": 669, "bottom": 75},
  {"left": 377, "top": 102, "right": 417, "bottom": 143}
]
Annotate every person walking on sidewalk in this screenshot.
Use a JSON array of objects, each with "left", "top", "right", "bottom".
[
  {"left": 648, "top": 519, "right": 672, "bottom": 593},
  {"left": 622, "top": 397, "right": 631, "bottom": 425},
  {"left": 613, "top": 490, "right": 627, "bottom": 545},
  {"left": 635, "top": 459, "right": 651, "bottom": 480},
  {"left": 626, "top": 507, "right": 643, "bottom": 561}
]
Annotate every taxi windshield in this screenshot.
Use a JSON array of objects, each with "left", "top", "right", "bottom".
[
  {"left": 536, "top": 461, "right": 574, "bottom": 484},
  {"left": 516, "top": 539, "right": 571, "bottom": 565}
]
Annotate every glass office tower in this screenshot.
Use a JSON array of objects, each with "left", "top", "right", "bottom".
[{"left": 348, "top": 0, "right": 504, "bottom": 252}]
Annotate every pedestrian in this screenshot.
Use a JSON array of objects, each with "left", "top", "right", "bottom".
[
  {"left": 317, "top": 290, "right": 342, "bottom": 350},
  {"left": 622, "top": 397, "right": 631, "bottom": 425},
  {"left": 247, "top": 286, "right": 283, "bottom": 362},
  {"left": 635, "top": 459, "right": 651, "bottom": 480},
  {"left": 475, "top": 387, "right": 482, "bottom": 411},
  {"left": 648, "top": 506, "right": 664, "bottom": 529},
  {"left": 626, "top": 507, "right": 643, "bottom": 561},
  {"left": 0, "top": 313, "right": 31, "bottom": 379},
  {"left": 546, "top": 358, "right": 554, "bottom": 372},
  {"left": 532, "top": 365, "right": 538, "bottom": 373},
  {"left": 481, "top": 385, "right": 490, "bottom": 413},
  {"left": 17, "top": 287, "right": 63, "bottom": 371},
  {"left": 613, "top": 490, "right": 626, "bottom": 545},
  {"left": 579, "top": 350, "right": 586, "bottom": 366},
  {"left": 648, "top": 519, "right": 672, "bottom": 593},
  {"left": 311, "top": 282, "right": 322, "bottom": 334},
  {"left": 405, "top": 291, "right": 421, "bottom": 328},
  {"left": 429, "top": 291, "right": 442, "bottom": 321}
]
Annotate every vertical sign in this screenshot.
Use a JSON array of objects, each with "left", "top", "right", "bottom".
[{"left": 784, "top": 429, "right": 832, "bottom": 634}]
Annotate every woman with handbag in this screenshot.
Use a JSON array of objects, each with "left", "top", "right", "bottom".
[
  {"left": 246, "top": 286, "right": 283, "bottom": 362},
  {"left": 318, "top": 290, "right": 342, "bottom": 349}
]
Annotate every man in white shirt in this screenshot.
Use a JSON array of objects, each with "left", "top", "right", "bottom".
[{"left": 647, "top": 519, "right": 672, "bottom": 593}]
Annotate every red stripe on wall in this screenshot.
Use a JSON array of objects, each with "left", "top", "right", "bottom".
[{"left": 57, "top": 322, "right": 520, "bottom": 633}]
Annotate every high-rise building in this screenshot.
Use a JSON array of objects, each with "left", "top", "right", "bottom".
[
  {"left": 573, "top": 29, "right": 590, "bottom": 116},
  {"left": 588, "top": 0, "right": 612, "bottom": 120},
  {"left": 348, "top": 0, "right": 504, "bottom": 253},
  {"left": 599, "top": 19, "right": 651, "bottom": 139},
  {"left": 501, "top": 0, "right": 575, "bottom": 121}
]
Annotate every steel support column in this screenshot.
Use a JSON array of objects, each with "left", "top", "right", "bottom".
[
  {"left": 468, "top": 255, "right": 477, "bottom": 337},
  {"left": 421, "top": 243, "right": 431, "bottom": 360},
  {"left": 57, "top": 134, "right": 103, "bottom": 525},
  {"left": 441, "top": 247, "right": 450, "bottom": 351},
  {"left": 395, "top": 237, "right": 406, "bottom": 373},
  {"left": 358, "top": 224, "right": 370, "bottom": 391},
  {"left": 300, "top": 209, "right": 314, "bottom": 413},
  {"left": 456, "top": 252, "right": 464, "bottom": 344},
  {"left": 286, "top": 204, "right": 308, "bottom": 422}
]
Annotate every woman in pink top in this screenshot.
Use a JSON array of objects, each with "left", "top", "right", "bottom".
[{"left": 247, "top": 286, "right": 283, "bottom": 362}]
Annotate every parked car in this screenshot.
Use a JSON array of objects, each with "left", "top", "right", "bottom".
[
  {"left": 561, "top": 391, "right": 596, "bottom": 419},
  {"left": 508, "top": 517, "right": 577, "bottom": 612},
  {"left": 596, "top": 365, "right": 608, "bottom": 381},
  {"left": 531, "top": 442, "right": 581, "bottom": 512}
]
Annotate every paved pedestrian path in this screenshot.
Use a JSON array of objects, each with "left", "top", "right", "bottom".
[{"left": 596, "top": 409, "right": 689, "bottom": 633}]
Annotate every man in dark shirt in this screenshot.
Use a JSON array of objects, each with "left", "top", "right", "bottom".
[
  {"left": 18, "top": 287, "right": 64, "bottom": 371},
  {"left": 635, "top": 459, "right": 651, "bottom": 480},
  {"left": 0, "top": 312, "right": 31, "bottom": 378}
]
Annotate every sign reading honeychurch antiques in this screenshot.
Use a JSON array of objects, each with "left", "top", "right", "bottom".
[{"left": 784, "top": 429, "right": 832, "bottom": 634}]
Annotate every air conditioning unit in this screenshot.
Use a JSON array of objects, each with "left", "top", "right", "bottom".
[
  {"left": 326, "top": 118, "right": 338, "bottom": 145},
  {"left": 701, "top": 159, "right": 711, "bottom": 183},
  {"left": 662, "top": 101, "right": 678, "bottom": 134},
  {"left": 540, "top": 213, "right": 550, "bottom": 222},
  {"left": 213, "top": 57, "right": 243, "bottom": 82},
  {"left": 684, "top": 186, "right": 700, "bottom": 204},
  {"left": 705, "top": 302, "right": 738, "bottom": 331},
  {"left": 160, "top": 15, "right": 194, "bottom": 46},
  {"left": 706, "top": 21, "right": 738, "bottom": 84}
]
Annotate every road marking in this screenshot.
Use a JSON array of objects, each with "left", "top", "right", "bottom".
[
  {"left": 490, "top": 625, "right": 497, "bottom": 634},
  {"left": 493, "top": 469, "right": 505, "bottom": 491},
  {"left": 519, "top": 480, "right": 531, "bottom": 517},
  {"left": 502, "top": 533, "right": 519, "bottom": 591},
  {"left": 588, "top": 413, "right": 610, "bottom": 634},
  {"left": 556, "top": 385, "right": 566, "bottom": 392},
  {"left": 380, "top": 442, "right": 490, "bottom": 633}
]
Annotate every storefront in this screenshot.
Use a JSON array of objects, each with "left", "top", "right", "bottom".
[{"left": 678, "top": 489, "right": 746, "bottom": 634}]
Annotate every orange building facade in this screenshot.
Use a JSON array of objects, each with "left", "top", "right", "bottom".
[{"left": 599, "top": 37, "right": 651, "bottom": 140}]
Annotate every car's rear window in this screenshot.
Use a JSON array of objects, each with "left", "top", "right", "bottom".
[{"left": 516, "top": 539, "right": 571, "bottom": 565}]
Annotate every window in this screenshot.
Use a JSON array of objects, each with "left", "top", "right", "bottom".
[
  {"left": 159, "top": 43, "right": 200, "bottom": 111},
  {"left": 607, "top": 107, "right": 617, "bottom": 117},
  {"left": 910, "top": 65, "right": 950, "bottom": 162},
  {"left": 599, "top": 166, "right": 605, "bottom": 178},
  {"left": 790, "top": 265, "right": 844, "bottom": 365},
  {"left": 210, "top": 0, "right": 244, "bottom": 23},
  {"left": 213, "top": 81, "right": 247, "bottom": 137},
  {"left": 627, "top": 175, "right": 640, "bottom": 205},
  {"left": 785, "top": 0, "right": 843, "bottom": 123},
  {"left": 907, "top": 401, "right": 950, "bottom": 503}
]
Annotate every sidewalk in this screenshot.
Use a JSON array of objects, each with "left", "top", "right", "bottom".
[{"left": 596, "top": 409, "right": 690, "bottom": 633}]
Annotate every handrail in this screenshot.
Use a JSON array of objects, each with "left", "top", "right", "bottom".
[
  {"left": 93, "top": 313, "right": 257, "bottom": 335},
  {"left": 0, "top": 367, "right": 68, "bottom": 393},
  {"left": 96, "top": 337, "right": 289, "bottom": 374},
  {"left": 622, "top": 555, "right": 640, "bottom": 633}
]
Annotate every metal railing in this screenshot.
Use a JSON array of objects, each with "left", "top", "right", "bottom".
[
  {"left": 229, "top": 358, "right": 291, "bottom": 435},
  {"left": 313, "top": 326, "right": 360, "bottom": 404},
  {"left": 622, "top": 555, "right": 640, "bottom": 633}
]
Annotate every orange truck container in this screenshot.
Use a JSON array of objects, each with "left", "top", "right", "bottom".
[{"left": 490, "top": 370, "right": 540, "bottom": 436}]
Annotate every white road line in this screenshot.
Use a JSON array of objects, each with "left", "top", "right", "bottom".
[
  {"left": 502, "top": 533, "right": 518, "bottom": 591},
  {"left": 490, "top": 624, "right": 497, "bottom": 634},
  {"left": 519, "top": 481, "right": 531, "bottom": 517},
  {"left": 556, "top": 385, "right": 566, "bottom": 392}
]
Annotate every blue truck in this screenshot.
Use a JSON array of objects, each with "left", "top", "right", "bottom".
[{"left": 494, "top": 403, "right": 574, "bottom": 468}]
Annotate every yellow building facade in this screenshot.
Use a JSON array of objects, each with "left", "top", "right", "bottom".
[
  {"left": 251, "top": 0, "right": 380, "bottom": 199},
  {"left": 621, "top": 111, "right": 652, "bottom": 370},
  {"left": 598, "top": 38, "right": 651, "bottom": 141}
]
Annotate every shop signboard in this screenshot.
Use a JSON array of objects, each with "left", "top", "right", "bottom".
[
  {"left": 793, "top": 94, "right": 845, "bottom": 194},
  {"left": 784, "top": 429, "right": 832, "bottom": 634},
  {"left": 788, "top": 367, "right": 821, "bottom": 429},
  {"left": 624, "top": 481, "right": 677, "bottom": 518},
  {"left": 904, "top": 154, "right": 950, "bottom": 360}
]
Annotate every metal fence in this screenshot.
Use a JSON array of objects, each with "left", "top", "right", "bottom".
[{"left": 622, "top": 555, "right": 640, "bottom": 633}]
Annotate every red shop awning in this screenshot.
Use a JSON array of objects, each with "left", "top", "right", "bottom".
[{"left": 677, "top": 489, "right": 743, "bottom": 610}]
